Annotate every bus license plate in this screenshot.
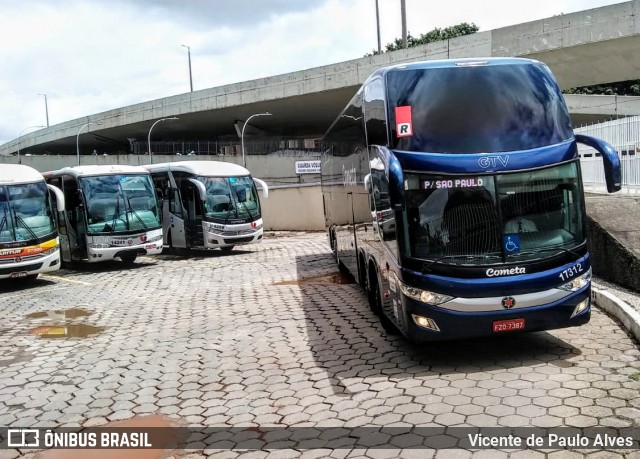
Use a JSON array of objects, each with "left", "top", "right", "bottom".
[
  {"left": 10, "top": 272, "right": 28, "bottom": 278},
  {"left": 493, "top": 318, "right": 525, "bottom": 333}
]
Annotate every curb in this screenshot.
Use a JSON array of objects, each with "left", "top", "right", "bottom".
[{"left": 592, "top": 287, "right": 640, "bottom": 343}]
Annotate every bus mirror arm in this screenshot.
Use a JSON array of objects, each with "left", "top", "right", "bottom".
[
  {"left": 575, "top": 134, "right": 622, "bottom": 193},
  {"left": 253, "top": 178, "right": 269, "bottom": 198},
  {"left": 46, "top": 184, "right": 65, "bottom": 211},
  {"left": 188, "top": 178, "right": 207, "bottom": 202},
  {"left": 387, "top": 151, "right": 406, "bottom": 210}
]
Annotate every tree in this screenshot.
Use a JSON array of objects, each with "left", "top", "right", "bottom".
[
  {"left": 366, "top": 23, "right": 479, "bottom": 56},
  {"left": 563, "top": 80, "right": 640, "bottom": 96}
]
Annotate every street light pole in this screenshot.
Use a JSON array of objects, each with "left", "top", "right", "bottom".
[
  {"left": 375, "top": 0, "right": 382, "bottom": 53},
  {"left": 148, "top": 117, "right": 179, "bottom": 164},
  {"left": 37, "top": 93, "right": 50, "bottom": 127},
  {"left": 400, "top": 0, "right": 407, "bottom": 49},
  {"left": 17, "top": 125, "right": 45, "bottom": 164},
  {"left": 77, "top": 122, "right": 101, "bottom": 166},
  {"left": 241, "top": 112, "right": 272, "bottom": 168},
  {"left": 182, "top": 45, "right": 193, "bottom": 92}
]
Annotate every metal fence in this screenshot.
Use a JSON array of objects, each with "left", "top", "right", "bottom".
[
  {"left": 576, "top": 116, "right": 640, "bottom": 194},
  {"left": 132, "top": 138, "right": 324, "bottom": 157}
]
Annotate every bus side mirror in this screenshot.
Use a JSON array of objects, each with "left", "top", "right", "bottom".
[
  {"left": 575, "top": 134, "right": 621, "bottom": 193},
  {"left": 46, "top": 184, "right": 65, "bottom": 211},
  {"left": 253, "top": 177, "right": 269, "bottom": 198},
  {"left": 387, "top": 153, "right": 405, "bottom": 211}
]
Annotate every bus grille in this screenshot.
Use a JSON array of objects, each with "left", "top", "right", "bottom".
[
  {"left": 0, "top": 262, "right": 43, "bottom": 275},
  {"left": 0, "top": 254, "right": 44, "bottom": 265},
  {"left": 223, "top": 236, "right": 255, "bottom": 244}
]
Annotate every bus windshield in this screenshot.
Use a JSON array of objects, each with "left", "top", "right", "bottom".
[
  {"left": 0, "top": 181, "right": 56, "bottom": 244},
  {"left": 387, "top": 63, "right": 573, "bottom": 153},
  {"left": 79, "top": 174, "right": 161, "bottom": 234},
  {"left": 197, "top": 176, "right": 261, "bottom": 222},
  {"left": 404, "top": 162, "right": 585, "bottom": 265}
]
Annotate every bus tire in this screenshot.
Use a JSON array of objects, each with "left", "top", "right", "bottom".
[
  {"left": 121, "top": 253, "right": 137, "bottom": 264},
  {"left": 221, "top": 245, "right": 234, "bottom": 253},
  {"left": 367, "top": 266, "right": 381, "bottom": 315},
  {"left": 19, "top": 274, "right": 39, "bottom": 282},
  {"left": 357, "top": 253, "right": 367, "bottom": 288}
]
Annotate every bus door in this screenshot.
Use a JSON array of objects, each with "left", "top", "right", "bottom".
[
  {"left": 167, "top": 187, "right": 187, "bottom": 248},
  {"left": 181, "top": 180, "right": 205, "bottom": 248},
  {"left": 60, "top": 176, "right": 84, "bottom": 261}
]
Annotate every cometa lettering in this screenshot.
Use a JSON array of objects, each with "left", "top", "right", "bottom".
[{"left": 486, "top": 266, "right": 526, "bottom": 277}]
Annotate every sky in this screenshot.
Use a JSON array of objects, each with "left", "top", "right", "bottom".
[{"left": 0, "top": 0, "right": 628, "bottom": 146}]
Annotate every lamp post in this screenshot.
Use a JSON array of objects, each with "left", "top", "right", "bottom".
[
  {"left": 77, "top": 122, "right": 101, "bottom": 166},
  {"left": 17, "top": 125, "right": 45, "bottom": 164},
  {"left": 148, "top": 117, "right": 179, "bottom": 164},
  {"left": 181, "top": 44, "right": 193, "bottom": 92},
  {"left": 37, "top": 93, "right": 50, "bottom": 127},
  {"left": 375, "top": 0, "right": 381, "bottom": 53},
  {"left": 241, "top": 112, "right": 271, "bottom": 168},
  {"left": 400, "top": 0, "right": 407, "bottom": 49}
]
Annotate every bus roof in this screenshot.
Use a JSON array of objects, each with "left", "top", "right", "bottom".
[
  {"left": 145, "top": 161, "right": 251, "bottom": 177},
  {"left": 0, "top": 164, "right": 45, "bottom": 185},
  {"left": 43, "top": 164, "right": 150, "bottom": 178},
  {"left": 369, "top": 57, "right": 544, "bottom": 80}
]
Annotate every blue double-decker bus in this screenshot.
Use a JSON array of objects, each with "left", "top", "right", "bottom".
[{"left": 322, "top": 58, "right": 621, "bottom": 342}]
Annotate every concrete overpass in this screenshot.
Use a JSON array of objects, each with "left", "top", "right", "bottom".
[{"left": 2, "top": 0, "right": 640, "bottom": 157}]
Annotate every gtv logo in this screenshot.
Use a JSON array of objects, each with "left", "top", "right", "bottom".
[{"left": 478, "top": 155, "right": 509, "bottom": 169}]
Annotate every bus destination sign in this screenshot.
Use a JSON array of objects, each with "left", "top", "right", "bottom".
[{"left": 422, "top": 177, "right": 485, "bottom": 190}]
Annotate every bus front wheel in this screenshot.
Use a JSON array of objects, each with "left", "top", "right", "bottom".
[
  {"left": 221, "top": 246, "right": 234, "bottom": 253},
  {"left": 120, "top": 253, "right": 137, "bottom": 264}
]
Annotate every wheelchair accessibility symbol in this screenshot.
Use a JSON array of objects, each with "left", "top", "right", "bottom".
[{"left": 504, "top": 235, "right": 520, "bottom": 253}]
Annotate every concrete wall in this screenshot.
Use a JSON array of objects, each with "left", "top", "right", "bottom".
[
  {"left": 587, "top": 216, "right": 640, "bottom": 293},
  {"left": 260, "top": 185, "right": 325, "bottom": 231},
  {"left": 0, "top": 153, "right": 321, "bottom": 185}
]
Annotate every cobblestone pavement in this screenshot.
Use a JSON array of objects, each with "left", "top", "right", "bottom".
[{"left": 1, "top": 232, "right": 640, "bottom": 458}]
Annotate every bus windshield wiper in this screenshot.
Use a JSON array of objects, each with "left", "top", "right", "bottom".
[
  {"left": 110, "top": 192, "right": 121, "bottom": 234},
  {"left": 421, "top": 253, "right": 504, "bottom": 272},
  {"left": 421, "top": 255, "right": 482, "bottom": 272},
  {"left": 517, "top": 245, "right": 582, "bottom": 259},
  {"left": 0, "top": 204, "right": 8, "bottom": 235},
  {"left": 13, "top": 209, "right": 38, "bottom": 241},
  {"left": 126, "top": 196, "right": 148, "bottom": 230},
  {"left": 236, "top": 200, "right": 254, "bottom": 221}
]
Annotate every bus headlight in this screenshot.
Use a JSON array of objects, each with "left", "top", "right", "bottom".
[
  {"left": 147, "top": 234, "right": 163, "bottom": 242},
  {"left": 398, "top": 281, "right": 453, "bottom": 305},
  {"left": 558, "top": 268, "right": 592, "bottom": 292},
  {"left": 41, "top": 247, "right": 58, "bottom": 256},
  {"left": 571, "top": 297, "right": 590, "bottom": 318}
]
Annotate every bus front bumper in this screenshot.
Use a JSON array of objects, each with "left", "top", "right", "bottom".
[
  {"left": 204, "top": 228, "right": 264, "bottom": 248},
  {"left": 400, "top": 287, "right": 591, "bottom": 343},
  {"left": 0, "top": 249, "right": 61, "bottom": 279},
  {"left": 86, "top": 231, "right": 163, "bottom": 262}
]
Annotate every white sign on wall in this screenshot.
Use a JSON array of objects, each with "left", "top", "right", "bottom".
[{"left": 295, "top": 160, "right": 321, "bottom": 174}]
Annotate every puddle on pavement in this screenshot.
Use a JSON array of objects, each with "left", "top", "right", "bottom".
[
  {"left": 34, "top": 415, "right": 183, "bottom": 459},
  {"left": 28, "top": 324, "right": 104, "bottom": 339},
  {"left": 26, "top": 307, "right": 93, "bottom": 320},
  {"left": 25, "top": 308, "right": 103, "bottom": 339},
  {"left": 0, "top": 350, "right": 35, "bottom": 367},
  {"left": 274, "top": 272, "right": 355, "bottom": 285}
]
